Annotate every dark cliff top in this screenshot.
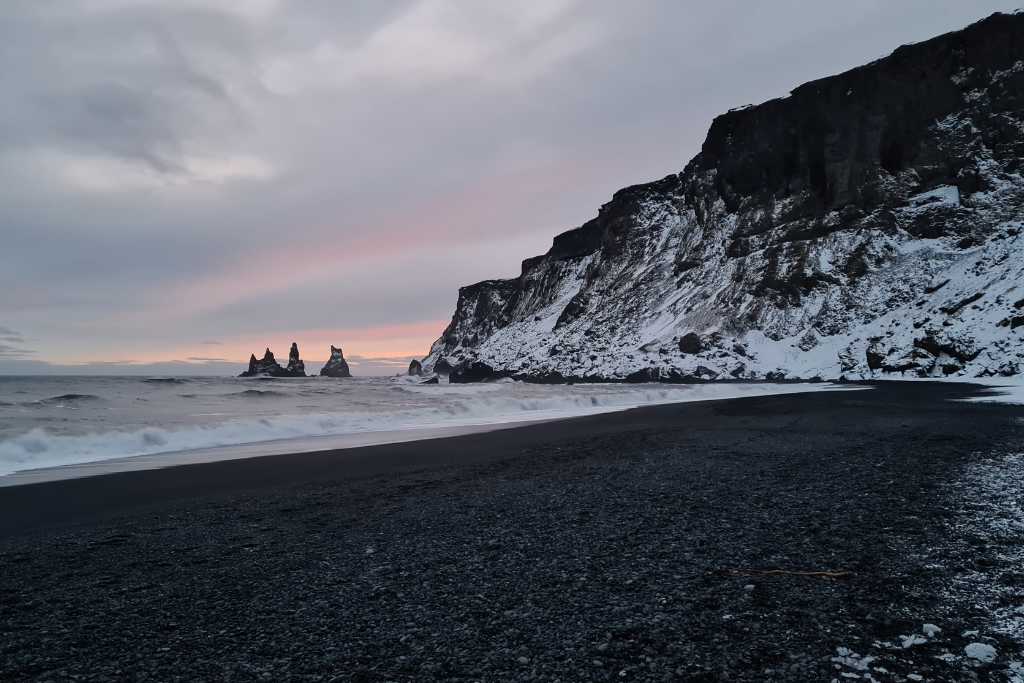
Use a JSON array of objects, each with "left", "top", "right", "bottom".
[
  {"left": 696, "top": 11, "right": 1024, "bottom": 175},
  {"left": 450, "top": 11, "right": 1024, "bottom": 295}
]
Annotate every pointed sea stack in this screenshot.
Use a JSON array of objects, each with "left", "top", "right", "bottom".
[
  {"left": 239, "top": 348, "right": 286, "bottom": 377},
  {"left": 286, "top": 342, "right": 306, "bottom": 376},
  {"left": 320, "top": 345, "right": 352, "bottom": 378},
  {"left": 408, "top": 359, "right": 423, "bottom": 376}
]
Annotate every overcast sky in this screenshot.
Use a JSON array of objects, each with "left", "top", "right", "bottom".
[{"left": 2, "top": 0, "right": 1018, "bottom": 375}]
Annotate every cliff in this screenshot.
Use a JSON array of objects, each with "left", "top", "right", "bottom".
[{"left": 425, "top": 12, "right": 1024, "bottom": 381}]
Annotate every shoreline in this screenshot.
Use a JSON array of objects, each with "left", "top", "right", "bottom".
[
  {"left": 0, "top": 385, "right": 860, "bottom": 538},
  {"left": 0, "top": 380, "right": 856, "bottom": 489},
  {"left": 0, "top": 420, "right": 555, "bottom": 488}
]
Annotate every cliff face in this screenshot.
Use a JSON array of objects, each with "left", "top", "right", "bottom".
[{"left": 425, "top": 12, "right": 1024, "bottom": 381}]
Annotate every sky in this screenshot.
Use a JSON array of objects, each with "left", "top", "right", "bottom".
[{"left": 2, "top": 0, "right": 1019, "bottom": 376}]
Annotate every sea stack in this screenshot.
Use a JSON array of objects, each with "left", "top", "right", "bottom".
[
  {"left": 408, "top": 359, "right": 423, "bottom": 376},
  {"left": 319, "top": 345, "right": 352, "bottom": 378},
  {"left": 239, "top": 345, "right": 307, "bottom": 377},
  {"left": 286, "top": 342, "right": 306, "bottom": 376},
  {"left": 240, "top": 348, "right": 284, "bottom": 377}
]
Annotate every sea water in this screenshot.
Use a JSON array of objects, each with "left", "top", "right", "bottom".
[{"left": 0, "top": 375, "right": 844, "bottom": 481}]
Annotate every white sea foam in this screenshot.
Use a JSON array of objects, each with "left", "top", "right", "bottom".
[{"left": 0, "top": 376, "right": 854, "bottom": 480}]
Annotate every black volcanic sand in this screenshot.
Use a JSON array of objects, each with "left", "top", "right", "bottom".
[{"left": 2, "top": 381, "right": 1023, "bottom": 681}]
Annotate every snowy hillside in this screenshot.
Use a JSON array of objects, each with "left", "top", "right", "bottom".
[{"left": 424, "top": 12, "right": 1024, "bottom": 382}]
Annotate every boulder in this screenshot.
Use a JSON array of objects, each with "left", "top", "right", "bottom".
[
  {"left": 451, "top": 361, "right": 508, "bottom": 383},
  {"left": 319, "top": 345, "right": 352, "bottom": 378},
  {"left": 408, "top": 359, "right": 423, "bottom": 376},
  {"left": 679, "top": 333, "right": 704, "bottom": 354},
  {"left": 625, "top": 368, "right": 661, "bottom": 383},
  {"left": 434, "top": 358, "right": 452, "bottom": 383}
]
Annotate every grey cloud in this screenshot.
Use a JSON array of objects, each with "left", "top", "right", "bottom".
[
  {"left": 0, "top": 326, "right": 33, "bottom": 357},
  {"left": 0, "top": 344, "right": 35, "bottom": 358},
  {"left": 1, "top": 1, "right": 1020, "bottom": 368},
  {"left": 0, "top": 326, "right": 26, "bottom": 344}
]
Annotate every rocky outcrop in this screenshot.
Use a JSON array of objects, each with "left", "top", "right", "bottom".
[
  {"left": 239, "top": 346, "right": 307, "bottom": 378},
  {"left": 423, "top": 12, "right": 1024, "bottom": 380},
  {"left": 433, "top": 358, "right": 453, "bottom": 383},
  {"left": 286, "top": 343, "right": 305, "bottom": 376},
  {"left": 408, "top": 359, "right": 423, "bottom": 376},
  {"left": 319, "top": 345, "right": 351, "bottom": 378}
]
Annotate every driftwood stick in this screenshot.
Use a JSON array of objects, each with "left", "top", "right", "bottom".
[{"left": 713, "top": 569, "right": 854, "bottom": 579}]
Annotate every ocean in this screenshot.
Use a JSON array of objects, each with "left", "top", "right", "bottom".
[{"left": 0, "top": 375, "right": 844, "bottom": 482}]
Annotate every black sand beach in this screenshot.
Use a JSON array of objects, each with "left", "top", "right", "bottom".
[{"left": 2, "top": 381, "right": 1023, "bottom": 681}]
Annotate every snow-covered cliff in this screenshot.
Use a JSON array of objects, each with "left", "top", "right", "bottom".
[{"left": 425, "top": 12, "right": 1024, "bottom": 382}]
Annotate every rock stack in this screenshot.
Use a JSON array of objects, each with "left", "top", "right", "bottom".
[
  {"left": 286, "top": 342, "right": 305, "bottom": 376},
  {"left": 319, "top": 345, "right": 352, "bottom": 378},
  {"left": 239, "top": 345, "right": 307, "bottom": 377},
  {"left": 408, "top": 359, "right": 423, "bottom": 376}
]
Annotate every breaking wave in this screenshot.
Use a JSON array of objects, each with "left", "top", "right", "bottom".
[
  {"left": 33, "top": 394, "right": 104, "bottom": 406},
  {"left": 0, "top": 383, "right": 847, "bottom": 478}
]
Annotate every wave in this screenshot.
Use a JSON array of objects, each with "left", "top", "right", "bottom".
[
  {"left": 143, "top": 378, "right": 189, "bottom": 385},
  {"left": 228, "top": 389, "right": 287, "bottom": 398},
  {"left": 34, "top": 394, "right": 104, "bottom": 405},
  {"left": 0, "top": 383, "right": 847, "bottom": 477}
]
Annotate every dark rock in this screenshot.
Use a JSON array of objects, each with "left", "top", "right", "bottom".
[
  {"left": 451, "top": 362, "right": 508, "bottom": 383},
  {"left": 408, "top": 360, "right": 423, "bottom": 376},
  {"left": 239, "top": 348, "right": 302, "bottom": 378},
  {"left": 434, "top": 359, "right": 453, "bottom": 381},
  {"left": 940, "top": 292, "right": 984, "bottom": 315},
  {"left": 286, "top": 343, "right": 306, "bottom": 377},
  {"left": 913, "top": 333, "right": 982, "bottom": 363},
  {"left": 319, "top": 345, "right": 351, "bottom": 378},
  {"left": 625, "top": 368, "right": 661, "bottom": 383},
  {"left": 679, "top": 333, "right": 704, "bottom": 354},
  {"left": 694, "top": 366, "right": 720, "bottom": 380},
  {"left": 866, "top": 341, "right": 886, "bottom": 371}
]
